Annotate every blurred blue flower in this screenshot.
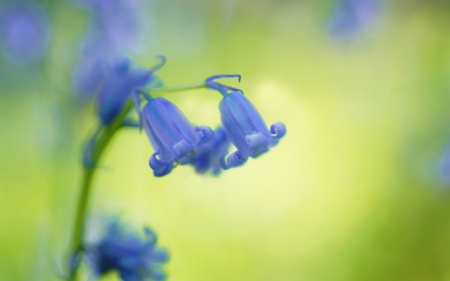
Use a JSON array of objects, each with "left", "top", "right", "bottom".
[
  {"left": 206, "top": 75, "right": 286, "bottom": 169},
  {"left": 328, "top": 0, "right": 379, "bottom": 39},
  {"left": 439, "top": 144, "right": 450, "bottom": 183},
  {"left": 142, "top": 96, "right": 214, "bottom": 177},
  {"left": 73, "top": 0, "right": 143, "bottom": 99},
  {"left": 96, "top": 57, "right": 153, "bottom": 125},
  {"left": 86, "top": 220, "right": 168, "bottom": 281},
  {"left": 0, "top": 3, "right": 50, "bottom": 64},
  {"left": 180, "top": 126, "right": 231, "bottom": 175}
]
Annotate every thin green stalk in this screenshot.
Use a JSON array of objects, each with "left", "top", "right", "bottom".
[
  {"left": 69, "top": 101, "right": 133, "bottom": 281},
  {"left": 69, "top": 82, "right": 206, "bottom": 280},
  {"left": 151, "top": 81, "right": 206, "bottom": 93}
]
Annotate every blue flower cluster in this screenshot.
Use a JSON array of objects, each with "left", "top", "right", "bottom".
[
  {"left": 140, "top": 73, "right": 286, "bottom": 177},
  {"left": 86, "top": 220, "right": 168, "bottom": 281},
  {"left": 86, "top": 56, "right": 286, "bottom": 177}
]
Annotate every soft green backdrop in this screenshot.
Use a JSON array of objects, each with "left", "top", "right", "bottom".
[{"left": 2, "top": 0, "right": 450, "bottom": 280}]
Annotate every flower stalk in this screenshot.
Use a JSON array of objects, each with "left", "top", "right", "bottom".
[{"left": 69, "top": 100, "right": 133, "bottom": 281}]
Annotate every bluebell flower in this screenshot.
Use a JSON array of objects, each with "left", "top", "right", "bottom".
[
  {"left": 206, "top": 75, "right": 286, "bottom": 169},
  {"left": 73, "top": 0, "right": 143, "bottom": 98},
  {"left": 73, "top": 54, "right": 108, "bottom": 100},
  {"left": 180, "top": 126, "right": 231, "bottom": 175},
  {"left": 142, "top": 95, "right": 214, "bottom": 177},
  {"left": 86, "top": 220, "right": 168, "bottom": 281},
  {"left": 96, "top": 56, "right": 164, "bottom": 125},
  {"left": 439, "top": 144, "right": 450, "bottom": 183},
  {"left": 328, "top": 0, "right": 379, "bottom": 39},
  {"left": 0, "top": 3, "right": 50, "bottom": 64}
]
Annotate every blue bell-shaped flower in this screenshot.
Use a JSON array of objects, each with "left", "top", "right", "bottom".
[
  {"left": 96, "top": 56, "right": 164, "bottom": 125},
  {"left": 86, "top": 219, "right": 168, "bottom": 281},
  {"left": 142, "top": 95, "right": 214, "bottom": 177},
  {"left": 206, "top": 75, "right": 286, "bottom": 169}
]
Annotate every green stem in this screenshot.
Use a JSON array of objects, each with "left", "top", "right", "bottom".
[
  {"left": 151, "top": 81, "right": 206, "bottom": 93},
  {"left": 69, "top": 101, "right": 133, "bottom": 281}
]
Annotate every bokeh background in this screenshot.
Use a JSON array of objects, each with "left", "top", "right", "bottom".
[{"left": 3, "top": 0, "right": 450, "bottom": 280}]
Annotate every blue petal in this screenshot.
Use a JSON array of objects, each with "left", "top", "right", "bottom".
[
  {"left": 195, "top": 125, "right": 214, "bottom": 145},
  {"left": 143, "top": 227, "right": 157, "bottom": 245},
  {"left": 173, "top": 139, "right": 194, "bottom": 159},
  {"left": 149, "top": 149, "right": 174, "bottom": 177},
  {"left": 245, "top": 132, "right": 269, "bottom": 157},
  {"left": 120, "top": 272, "right": 144, "bottom": 281},
  {"left": 231, "top": 92, "right": 272, "bottom": 138},
  {"left": 113, "top": 57, "right": 130, "bottom": 73},
  {"left": 151, "top": 270, "right": 166, "bottom": 281},
  {"left": 146, "top": 249, "right": 169, "bottom": 263},
  {"left": 142, "top": 112, "right": 173, "bottom": 163},
  {"left": 143, "top": 99, "right": 193, "bottom": 155},
  {"left": 159, "top": 98, "right": 199, "bottom": 145},
  {"left": 223, "top": 151, "right": 248, "bottom": 169},
  {"left": 270, "top": 122, "right": 286, "bottom": 139},
  {"left": 118, "top": 256, "right": 141, "bottom": 271},
  {"left": 220, "top": 101, "right": 251, "bottom": 158}
]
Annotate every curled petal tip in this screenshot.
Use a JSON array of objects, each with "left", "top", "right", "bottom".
[
  {"left": 205, "top": 74, "right": 243, "bottom": 96},
  {"left": 149, "top": 55, "right": 166, "bottom": 73},
  {"left": 195, "top": 125, "right": 214, "bottom": 145},
  {"left": 270, "top": 122, "right": 286, "bottom": 140},
  {"left": 149, "top": 149, "right": 174, "bottom": 177},
  {"left": 223, "top": 151, "right": 247, "bottom": 169}
]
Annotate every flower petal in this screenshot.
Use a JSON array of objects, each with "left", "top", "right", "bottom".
[
  {"left": 195, "top": 125, "right": 214, "bottom": 145},
  {"left": 172, "top": 140, "right": 193, "bottom": 159},
  {"left": 149, "top": 149, "right": 174, "bottom": 177},
  {"left": 270, "top": 122, "right": 286, "bottom": 140},
  {"left": 245, "top": 132, "right": 270, "bottom": 157},
  {"left": 223, "top": 150, "right": 248, "bottom": 169}
]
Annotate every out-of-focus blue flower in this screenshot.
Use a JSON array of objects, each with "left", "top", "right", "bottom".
[
  {"left": 180, "top": 126, "right": 231, "bottom": 175},
  {"left": 73, "top": 0, "right": 143, "bottom": 99},
  {"left": 0, "top": 3, "right": 50, "bottom": 64},
  {"left": 142, "top": 96, "right": 214, "bottom": 177},
  {"left": 439, "top": 144, "right": 450, "bottom": 183},
  {"left": 96, "top": 57, "right": 154, "bottom": 125},
  {"left": 86, "top": 220, "right": 168, "bottom": 281},
  {"left": 328, "top": 0, "right": 379, "bottom": 39},
  {"left": 206, "top": 75, "right": 286, "bottom": 169}
]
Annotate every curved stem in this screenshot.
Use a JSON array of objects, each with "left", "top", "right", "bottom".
[
  {"left": 69, "top": 101, "right": 133, "bottom": 281},
  {"left": 151, "top": 81, "right": 206, "bottom": 93}
]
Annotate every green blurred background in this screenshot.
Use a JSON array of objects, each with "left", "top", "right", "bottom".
[{"left": 3, "top": 0, "right": 450, "bottom": 280}]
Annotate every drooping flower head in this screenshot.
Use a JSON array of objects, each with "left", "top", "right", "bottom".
[
  {"left": 86, "top": 219, "right": 168, "bottom": 281},
  {"left": 141, "top": 94, "right": 214, "bottom": 177},
  {"left": 180, "top": 126, "right": 231, "bottom": 175},
  {"left": 73, "top": 0, "right": 144, "bottom": 99},
  {"left": 0, "top": 3, "right": 50, "bottom": 64},
  {"left": 206, "top": 75, "right": 286, "bottom": 169},
  {"left": 96, "top": 56, "right": 165, "bottom": 125},
  {"left": 328, "top": 0, "right": 379, "bottom": 39}
]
